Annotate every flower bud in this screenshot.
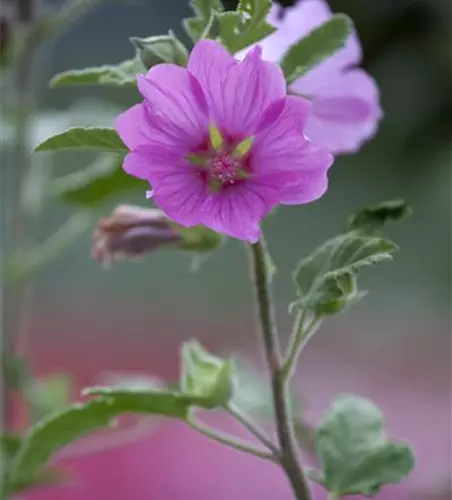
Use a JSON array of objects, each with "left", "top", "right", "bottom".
[{"left": 92, "top": 205, "right": 181, "bottom": 267}]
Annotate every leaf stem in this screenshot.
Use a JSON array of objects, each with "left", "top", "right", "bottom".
[
  {"left": 187, "top": 413, "right": 276, "bottom": 462},
  {"left": 282, "top": 311, "right": 322, "bottom": 380},
  {"left": 225, "top": 402, "right": 278, "bottom": 453},
  {"left": 248, "top": 238, "right": 312, "bottom": 500}
]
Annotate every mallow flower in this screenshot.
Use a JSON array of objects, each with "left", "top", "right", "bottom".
[
  {"left": 239, "top": 0, "right": 382, "bottom": 154},
  {"left": 116, "top": 40, "right": 333, "bottom": 243}
]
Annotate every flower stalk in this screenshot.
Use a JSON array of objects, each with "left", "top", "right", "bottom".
[{"left": 248, "top": 238, "right": 312, "bottom": 500}]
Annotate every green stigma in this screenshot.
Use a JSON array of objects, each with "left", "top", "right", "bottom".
[
  {"left": 209, "top": 124, "right": 223, "bottom": 151},
  {"left": 232, "top": 137, "right": 253, "bottom": 158}
]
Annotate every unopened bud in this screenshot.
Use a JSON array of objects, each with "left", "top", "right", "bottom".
[{"left": 92, "top": 205, "right": 181, "bottom": 267}]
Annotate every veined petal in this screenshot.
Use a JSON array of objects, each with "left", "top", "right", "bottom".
[
  {"left": 303, "top": 69, "right": 382, "bottom": 154},
  {"left": 122, "top": 145, "right": 184, "bottom": 181},
  {"left": 137, "top": 64, "right": 208, "bottom": 149},
  {"left": 115, "top": 103, "right": 153, "bottom": 150},
  {"left": 201, "top": 183, "right": 278, "bottom": 242}
]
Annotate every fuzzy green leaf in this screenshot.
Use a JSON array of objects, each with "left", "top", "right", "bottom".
[
  {"left": 9, "top": 388, "right": 202, "bottom": 487},
  {"left": 50, "top": 58, "right": 144, "bottom": 88},
  {"left": 181, "top": 341, "right": 236, "bottom": 408},
  {"left": 34, "top": 127, "right": 127, "bottom": 153},
  {"left": 219, "top": 0, "right": 276, "bottom": 53},
  {"left": 48, "top": 155, "right": 144, "bottom": 206},
  {"left": 347, "top": 200, "right": 413, "bottom": 235},
  {"left": 131, "top": 32, "right": 188, "bottom": 69},
  {"left": 312, "top": 395, "right": 415, "bottom": 497},
  {"left": 184, "top": 0, "right": 224, "bottom": 41},
  {"left": 294, "top": 234, "right": 397, "bottom": 315},
  {"left": 281, "top": 14, "right": 352, "bottom": 84}
]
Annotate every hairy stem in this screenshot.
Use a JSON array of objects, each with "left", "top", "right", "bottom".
[
  {"left": 282, "top": 311, "right": 322, "bottom": 380},
  {"left": 248, "top": 239, "right": 312, "bottom": 500},
  {"left": 226, "top": 402, "right": 278, "bottom": 453},
  {"left": 187, "top": 413, "right": 276, "bottom": 462}
]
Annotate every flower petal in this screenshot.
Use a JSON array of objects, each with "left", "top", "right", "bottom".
[
  {"left": 201, "top": 183, "right": 278, "bottom": 242},
  {"left": 115, "top": 103, "right": 154, "bottom": 150},
  {"left": 189, "top": 40, "right": 285, "bottom": 138},
  {"left": 137, "top": 64, "right": 208, "bottom": 149},
  {"left": 252, "top": 96, "right": 333, "bottom": 205},
  {"left": 303, "top": 69, "right": 382, "bottom": 153},
  {"left": 122, "top": 145, "right": 183, "bottom": 181}
]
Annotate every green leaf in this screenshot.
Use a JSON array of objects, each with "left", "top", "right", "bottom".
[
  {"left": 9, "top": 388, "right": 200, "bottom": 486},
  {"left": 48, "top": 154, "right": 145, "bottom": 206},
  {"left": 184, "top": 0, "right": 224, "bottom": 42},
  {"left": 175, "top": 224, "right": 224, "bottom": 252},
  {"left": 34, "top": 127, "right": 127, "bottom": 153},
  {"left": 131, "top": 32, "right": 188, "bottom": 69},
  {"left": 49, "top": 58, "right": 144, "bottom": 88},
  {"left": 347, "top": 200, "right": 413, "bottom": 235},
  {"left": 281, "top": 14, "right": 353, "bottom": 85},
  {"left": 219, "top": 0, "right": 276, "bottom": 53},
  {"left": 1, "top": 434, "right": 22, "bottom": 459},
  {"left": 313, "top": 395, "right": 415, "bottom": 497},
  {"left": 181, "top": 341, "right": 236, "bottom": 408},
  {"left": 293, "top": 233, "right": 397, "bottom": 315}
]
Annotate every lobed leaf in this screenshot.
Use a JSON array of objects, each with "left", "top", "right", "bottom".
[
  {"left": 311, "top": 395, "right": 415, "bottom": 497},
  {"left": 219, "top": 0, "right": 276, "bottom": 53},
  {"left": 50, "top": 58, "right": 144, "bottom": 88},
  {"left": 281, "top": 14, "right": 352, "bottom": 84},
  {"left": 131, "top": 32, "right": 188, "bottom": 69},
  {"left": 34, "top": 127, "right": 127, "bottom": 153}
]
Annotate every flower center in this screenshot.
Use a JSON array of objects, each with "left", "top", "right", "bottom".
[{"left": 210, "top": 152, "right": 242, "bottom": 184}]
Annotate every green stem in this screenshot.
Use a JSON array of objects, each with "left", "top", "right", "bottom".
[
  {"left": 187, "top": 414, "right": 276, "bottom": 462},
  {"left": 248, "top": 238, "right": 312, "bottom": 500},
  {"left": 282, "top": 312, "right": 322, "bottom": 380},
  {"left": 225, "top": 402, "right": 278, "bottom": 453}
]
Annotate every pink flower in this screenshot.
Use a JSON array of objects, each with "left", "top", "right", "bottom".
[
  {"left": 240, "top": 0, "right": 382, "bottom": 154},
  {"left": 116, "top": 40, "right": 333, "bottom": 243}
]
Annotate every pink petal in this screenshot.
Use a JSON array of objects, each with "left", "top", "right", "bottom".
[
  {"left": 122, "top": 145, "right": 183, "bottom": 182},
  {"left": 115, "top": 103, "right": 153, "bottom": 150},
  {"left": 303, "top": 69, "right": 382, "bottom": 154},
  {"left": 189, "top": 40, "right": 286, "bottom": 138},
  {"left": 252, "top": 96, "right": 333, "bottom": 205},
  {"left": 201, "top": 183, "right": 278, "bottom": 243},
  {"left": 137, "top": 64, "right": 208, "bottom": 149}
]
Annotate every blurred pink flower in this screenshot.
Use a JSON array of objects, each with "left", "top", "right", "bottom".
[
  {"left": 240, "top": 0, "right": 382, "bottom": 154},
  {"left": 116, "top": 39, "right": 332, "bottom": 242}
]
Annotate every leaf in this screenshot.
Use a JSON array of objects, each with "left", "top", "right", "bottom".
[
  {"left": 219, "top": 0, "right": 276, "bottom": 53},
  {"left": 181, "top": 341, "right": 236, "bottom": 409},
  {"left": 34, "top": 127, "right": 127, "bottom": 153},
  {"left": 131, "top": 32, "right": 188, "bottom": 69},
  {"left": 9, "top": 388, "right": 200, "bottom": 486},
  {"left": 184, "top": 0, "right": 224, "bottom": 41},
  {"left": 294, "top": 233, "right": 398, "bottom": 315},
  {"left": 280, "top": 14, "right": 353, "bottom": 85},
  {"left": 347, "top": 200, "right": 413, "bottom": 235},
  {"left": 48, "top": 154, "right": 144, "bottom": 206},
  {"left": 1, "top": 434, "right": 22, "bottom": 459},
  {"left": 313, "top": 395, "right": 415, "bottom": 497},
  {"left": 49, "top": 58, "right": 144, "bottom": 88}
]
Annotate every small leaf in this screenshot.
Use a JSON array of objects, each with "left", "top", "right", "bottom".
[
  {"left": 130, "top": 32, "right": 188, "bottom": 69},
  {"left": 314, "top": 395, "right": 415, "bottom": 497},
  {"left": 294, "top": 233, "right": 398, "bottom": 315},
  {"left": 1, "top": 434, "right": 22, "bottom": 459},
  {"left": 48, "top": 154, "right": 145, "bottom": 206},
  {"left": 184, "top": 0, "right": 224, "bottom": 42},
  {"left": 34, "top": 127, "right": 127, "bottom": 153},
  {"left": 219, "top": 0, "right": 276, "bottom": 53},
  {"left": 10, "top": 388, "right": 199, "bottom": 485},
  {"left": 347, "top": 200, "right": 413, "bottom": 235},
  {"left": 49, "top": 58, "right": 144, "bottom": 88},
  {"left": 181, "top": 341, "right": 236, "bottom": 408},
  {"left": 281, "top": 14, "right": 353, "bottom": 84},
  {"left": 175, "top": 224, "right": 224, "bottom": 253}
]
